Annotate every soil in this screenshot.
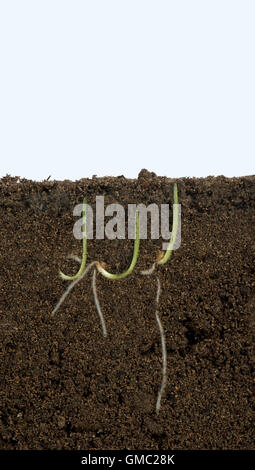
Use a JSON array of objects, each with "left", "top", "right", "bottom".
[{"left": 0, "top": 169, "right": 254, "bottom": 450}]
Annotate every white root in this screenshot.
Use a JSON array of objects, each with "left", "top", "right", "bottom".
[
  {"left": 51, "top": 256, "right": 107, "bottom": 337},
  {"left": 51, "top": 261, "right": 97, "bottom": 317},
  {"left": 155, "top": 276, "right": 167, "bottom": 414},
  {"left": 92, "top": 268, "right": 107, "bottom": 337},
  {"left": 156, "top": 276, "right": 161, "bottom": 304}
]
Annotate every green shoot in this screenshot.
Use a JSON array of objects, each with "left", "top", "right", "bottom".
[
  {"left": 92, "top": 269, "right": 107, "bottom": 337},
  {"left": 59, "top": 198, "right": 87, "bottom": 280},
  {"left": 155, "top": 276, "right": 167, "bottom": 413},
  {"left": 157, "top": 183, "right": 178, "bottom": 265},
  {"left": 96, "top": 212, "right": 140, "bottom": 280}
]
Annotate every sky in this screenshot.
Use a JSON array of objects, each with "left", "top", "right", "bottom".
[{"left": 0, "top": 0, "right": 254, "bottom": 180}]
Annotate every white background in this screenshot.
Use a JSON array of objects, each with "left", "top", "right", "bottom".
[{"left": 0, "top": 0, "right": 254, "bottom": 180}]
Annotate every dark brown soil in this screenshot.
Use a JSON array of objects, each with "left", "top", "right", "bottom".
[{"left": 0, "top": 170, "right": 254, "bottom": 450}]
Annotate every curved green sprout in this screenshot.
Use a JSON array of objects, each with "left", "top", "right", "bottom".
[
  {"left": 52, "top": 186, "right": 179, "bottom": 414},
  {"left": 157, "top": 183, "right": 179, "bottom": 266},
  {"left": 59, "top": 198, "right": 87, "bottom": 280},
  {"left": 96, "top": 212, "right": 140, "bottom": 280}
]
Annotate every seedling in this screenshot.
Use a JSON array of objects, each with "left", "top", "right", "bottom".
[
  {"left": 51, "top": 207, "right": 140, "bottom": 337},
  {"left": 51, "top": 183, "right": 179, "bottom": 414}
]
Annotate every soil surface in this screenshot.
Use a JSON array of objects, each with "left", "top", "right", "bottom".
[{"left": 0, "top": 170, "right": 254, "bottom": 450}]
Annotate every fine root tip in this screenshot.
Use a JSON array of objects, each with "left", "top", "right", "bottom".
[{"left": 51, "top": 305, "right": 58, "bottom": 317}]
